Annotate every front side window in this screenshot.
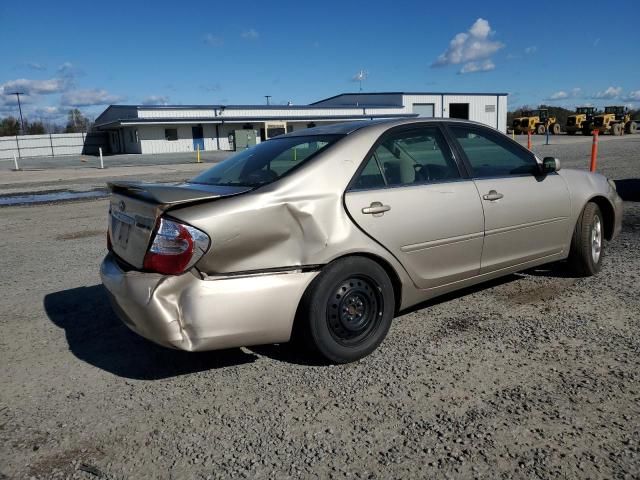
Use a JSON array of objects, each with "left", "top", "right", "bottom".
[
  {"left": 449, "top": 126, "right": 538, "bottom": 178},
  {"left": 190, "top": 134, "right": 342, "bottom": 187},
  {"left": 369, "top": 127, "right": 460, "bottom": 187}
]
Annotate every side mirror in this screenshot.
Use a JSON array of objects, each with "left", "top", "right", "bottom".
[{"left": 541, "top": 157, "right": 561, "bottom": 174}]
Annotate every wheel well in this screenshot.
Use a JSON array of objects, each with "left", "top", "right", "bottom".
[
  {"left": 329, "top": 253, "right": 403, "bottom": 315},
  {"left": 589, "top": 196, "right": 615, "bottom": 240}
]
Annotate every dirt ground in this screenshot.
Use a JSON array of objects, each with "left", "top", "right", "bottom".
[{"left": 0, "top": 135, "right": 639, "bottom": 479}]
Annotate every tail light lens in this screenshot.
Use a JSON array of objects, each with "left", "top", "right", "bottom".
[{"left": 143, "top": 218, "right": 210, "bottom": 275}]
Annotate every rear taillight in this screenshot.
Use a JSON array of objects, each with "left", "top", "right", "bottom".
[{"left": 143, "top": 218, "right": 210, "bottom": 275}]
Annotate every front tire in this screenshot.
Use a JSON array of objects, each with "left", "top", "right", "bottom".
[
  {"left": 297, "top": 257, "right": 395, "bottom": 363},
  {"left": 567, "top": 202, "right": 604, "bottom": 276}
]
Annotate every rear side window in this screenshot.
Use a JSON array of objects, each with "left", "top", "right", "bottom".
[
  {"left": 190, "top": 135, "right": 342, "bottom": 187},
  {"left": 351, "top": 126, "right": 460, "bottom": 189},
  {"left": 449, "top": 126, "right": 538, "bottom": 178},
  {"left": 352, "top": 156, "right": 386, "bottom": 190}
]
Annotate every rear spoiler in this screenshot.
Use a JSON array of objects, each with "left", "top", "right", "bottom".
[{"left": 107, "top": 181, "right": 252, "bottom": 207}]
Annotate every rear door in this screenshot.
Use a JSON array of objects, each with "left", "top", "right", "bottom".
[
  {"left": 344, "top": 124, "right": 484, "bottom": 290},
  {"left": 446, "top": 123, "right": 571, "bottom": 272}
]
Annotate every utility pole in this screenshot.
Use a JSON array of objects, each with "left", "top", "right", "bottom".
[
  {"left": 264, "top": 95, "right": 271, "bottom": 106},
  {"left": 9, "top": 92, "right": 26, "bottom": 134}
]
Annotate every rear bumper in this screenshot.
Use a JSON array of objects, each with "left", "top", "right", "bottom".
[{"left": 100, "top": 253, "right": 318, "bottom": 351}]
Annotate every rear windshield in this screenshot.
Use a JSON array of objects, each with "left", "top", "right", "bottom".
[{"left": 190, "top": 134, "right": 343, "bottom": 187}]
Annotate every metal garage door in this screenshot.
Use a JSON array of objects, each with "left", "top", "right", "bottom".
[{"left": 413, "top": 103, "right": 435, "bottom": 117}]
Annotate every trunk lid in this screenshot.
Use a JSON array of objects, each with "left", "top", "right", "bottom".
[{"left": 107, "top": 181, "right": 251, "bottom": 269}]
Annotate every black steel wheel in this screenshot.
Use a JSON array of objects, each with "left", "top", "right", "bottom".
[
  {"left": 326, "top": 275, "right": 383, "bottom": 346},
  {"left": 296, "top": 256, "right": 395, "bottom": 363}
]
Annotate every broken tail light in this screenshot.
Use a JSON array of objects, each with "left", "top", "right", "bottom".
[{"left": 143, "top": 217, "right": 210, "bottom": 275}]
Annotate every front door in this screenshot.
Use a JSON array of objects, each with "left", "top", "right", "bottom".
[
  {"left": 344, "top": 125, "right": 484, "bottom": 290},
  {"left": 447, "top": 124, "right": 571, "bottom": 272},
  {"left": 192, "top": 125, "right": 205, "bottom": 151}
]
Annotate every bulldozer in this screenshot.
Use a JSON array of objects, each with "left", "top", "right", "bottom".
[
  {"left": 511, "top": 108, "right": 561, "bottom": 135},
  {"left": 565, "top": 106, "right": 597, "bottom": 135},
  {"left": 584, "top": 106, "right": 637, "bottom": 136}
]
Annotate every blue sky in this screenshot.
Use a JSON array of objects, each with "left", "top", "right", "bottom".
[{"left": 1, "top": 0, "right": 638, "bottom": 122}]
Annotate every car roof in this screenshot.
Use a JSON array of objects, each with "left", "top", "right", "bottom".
[{"left": 284, "top": 117, "right": 489, "bottom": 138}]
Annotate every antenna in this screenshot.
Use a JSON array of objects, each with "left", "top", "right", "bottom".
[
  {"left": 264, "top": 95, "right": 272, "bottom": 106},
  {"left": 354, "top": 69, "right": 368, "bottom": 92}
]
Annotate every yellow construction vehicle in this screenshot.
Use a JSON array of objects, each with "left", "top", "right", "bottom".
[
  {"left": 511, "top": 108, "right": 561, "bottom": 135},
  {"left": 585, "top": 106, "right": 637, "bottom": 136},
  {"left": 565, "top": 106, "right": 597, "bottom": 135}
]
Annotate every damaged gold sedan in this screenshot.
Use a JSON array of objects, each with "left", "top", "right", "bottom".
[{"left": 101, "top": 119, "right": 622, "bottom": 363}]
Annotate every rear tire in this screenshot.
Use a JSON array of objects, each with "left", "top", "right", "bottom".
[
  {"left": 297, "top": 257, "right": 395, "bottom": 363},
  {"left": 551, "top": 123, "right": 561, "bottom": 134},
  {"left": 567, "top": 202, "right": 604, "bottom": 277},
  {"left": 626, "top": 121, "right": 637, "bottom": 134}
]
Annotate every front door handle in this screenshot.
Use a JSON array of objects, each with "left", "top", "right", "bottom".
[
  {"left": 482, "top": 190, "right": 504, "bottom": 201},
  {"left": 362, "top": 201, "right": 391, "bottom": 216}
]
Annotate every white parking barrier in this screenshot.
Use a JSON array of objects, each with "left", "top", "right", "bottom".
[
  {"left": 13, "top": 154, "right": 20, "bottom": 171},
  {"left": 99, "top": 147, "right": 104, "bottom": 169}
]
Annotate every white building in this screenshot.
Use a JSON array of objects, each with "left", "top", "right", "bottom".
[{"left": 94, "top": 92, "right": 507, "bottom": 154}]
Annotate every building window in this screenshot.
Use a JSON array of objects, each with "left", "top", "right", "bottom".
[{"left": 165, "top": 128, "right": 178, "bottom": 141}]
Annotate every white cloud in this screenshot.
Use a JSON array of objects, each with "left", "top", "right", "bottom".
[
  {"left": 142, "top": 95, "right": 170, "bottom": 105},
  {"left": 546, "top": 87, "right": 582, "bottom": 101},
  {"left": 549, "top": 91, "right": 569, "bottom": 100},
  {"left": 30, "top": 105, "right": 67, "bottom": 119},
  {"left": 432, "top": 18, "right": 504, "bottom": 72},
  {"left": 459, "top": 59, "right": 495, "bottom": 74},
  {"left": 57, "top": 62, "right": 82, "bottom": 78},
  {"left": 26, "top": 62, "right": 46, "bottom": 71},
  {"left": 0, "top": 77, "right": 68, "bottom": 95},
  {"left": 202, "top": 33, "right": 224, "bottom": 46},
  {"left": 624, "top": 90, "right": 640, "bottom": 101},
  {"left": 60, "top": 89, "right": 125, "bottom": 106},
  {"left": 594, "top": 86, "right": 623, "bottom": 99},
  {"left": 524, "top": 46, "right": 537, "bottom": 54},
  {"left": 241, "top": 29, "right": 259, "bottom": 40}
]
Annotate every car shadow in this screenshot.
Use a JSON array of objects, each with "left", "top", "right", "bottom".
[
  {"left": 43, "top": 285, "right": 258, "bottom": 380},
  {"left": 614, "top": 179, "right": 640, "bottom": 201}
]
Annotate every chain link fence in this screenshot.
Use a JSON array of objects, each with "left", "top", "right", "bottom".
[{"left": 0, "top": 132, "right": 108, "bottom": 160}]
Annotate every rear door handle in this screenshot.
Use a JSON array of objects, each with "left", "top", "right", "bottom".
[
  {"left": 482, "top": 190, "right": 504, "bottom": 201},
  {"left": 362, "top": 201, "right": 391, "bottom": 215}
]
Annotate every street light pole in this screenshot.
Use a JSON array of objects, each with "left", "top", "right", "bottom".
[
  {"left": 10, "top": 92, "right": 26, "bottom": 134},
  {"left": 265, "top": 95, "right": 271, "bottom": 106}
]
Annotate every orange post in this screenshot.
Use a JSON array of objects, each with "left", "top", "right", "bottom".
[
  {"left": 590, "top": 130, "right": 599, "bottom": 172},
  {"left": 527, "top": 130, "right": 532, "bottom": 150}
]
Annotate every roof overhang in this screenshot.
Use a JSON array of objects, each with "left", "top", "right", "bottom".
[{"left": 95, "top": 113, "right": 418, "bottom": 130}]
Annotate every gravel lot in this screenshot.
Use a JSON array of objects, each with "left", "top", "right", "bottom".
[{"left": 0, "top": 135, "right": 638, "bottom": 479}]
